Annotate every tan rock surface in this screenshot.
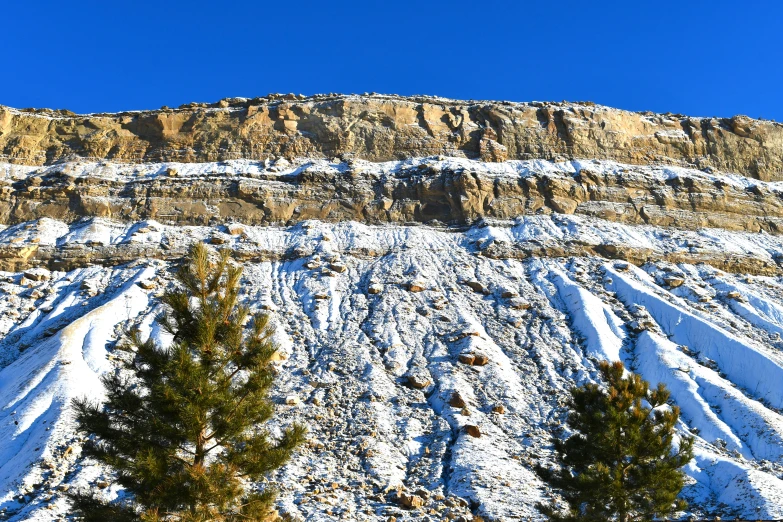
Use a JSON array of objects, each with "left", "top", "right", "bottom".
[{"left": 2, "top": 94, "right": 782, "bottom": 180}]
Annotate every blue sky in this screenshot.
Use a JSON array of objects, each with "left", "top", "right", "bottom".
[{"left": 3, "top": 1, "right": 781, "bottom": 119}]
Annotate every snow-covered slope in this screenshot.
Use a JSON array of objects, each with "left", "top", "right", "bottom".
[{"left": 3, "top": 158, "right": 783, "bottom": 521}]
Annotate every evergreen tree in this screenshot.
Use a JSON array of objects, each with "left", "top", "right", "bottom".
[
  {"left": 71, "top": 243, "right": 306, "bottom": 521},
  {"left": 538, "top": 361, "right": 694, "bottom": 522}
]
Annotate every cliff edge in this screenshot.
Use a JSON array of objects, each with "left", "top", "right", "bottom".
[{"left": 2, "top": 94, "right": 782, "bottom": 180}]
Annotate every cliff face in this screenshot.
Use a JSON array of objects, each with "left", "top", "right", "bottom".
[
  {"left": 2, "top": 94, "right": 783, "bottom": 180},
  {"left": 6, "top": 96, "right": 783, "bottom": 522}
]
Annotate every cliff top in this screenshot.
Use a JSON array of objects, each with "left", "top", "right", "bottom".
[{"left": 1, "top": 93, "right": 782, "bottom": 180}]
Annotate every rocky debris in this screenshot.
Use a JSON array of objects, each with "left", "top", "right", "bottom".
[
  {"left": 3, "top": 95, "right": 783, "bottom": 181},
  {"left": 328, "top": 262, "right": 347, "bottom": 273},
  {"left": 457, "top": 352, "right": 489, "bottom": 366},
  {"left": 406, "top": 370, "right": 432, "bottom": 389},
  {"left": 368, "top": 283, "right": 383, "bottom": 295},
  {"left": 392, "top": 490, "right": 425, "bottom": 510},
  {"left": 507, "top": 297, "right": 531, "bottom": 310},
  {"left": 613, "top": 261, "right": 630, "bottom": 271},
  {"left": 457, "top": 353, "right": 476, "bottom": 365},
  {"left": 137, "top": 280, "right": 156, "bottom": 290},
  {"left": 463, "top": 280, "right": 489, "bottom": 294},
  {"left": 449, "top": 392, "right": 467, "bottom": 409},
  {"left": 407, "top": 281, "right": 427, "bottom": 293},
  {"left": 492, "top": 404, "right": 506, "bottom": 414},
  {"left": 226, "top": 223, "right": 245, "bottom": 235},
  {"left": 80, "top": 278, "right": 101, "bottom": 297},
  {"left": 285, "top": 395, "right": 301, "bottom": 406},
  {"left": 726, "top": 290, "right": 742, "bottom": 300},
  {"left": 210, "top": 235, "right": 229, "bottom": 245},
  {"left": 165, "top": 167, "right": 178, "bottom": 177},
  {"left": 23, "top": 268, "right": 50, "bottom": 281},
  {"left": 464, "top": 425, "right": 482, "bottom": 438},
  {"left": 472, "top": 353, "right": 489, "bottom": 366},
  {"left": 664, "top": 275, "right": 686, "bottom": 288}
]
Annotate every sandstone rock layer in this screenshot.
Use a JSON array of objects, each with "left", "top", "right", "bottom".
[{"left": 2, "top": 94, "right": 782, "bottom": 180}]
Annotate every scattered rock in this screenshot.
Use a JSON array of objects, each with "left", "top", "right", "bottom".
[
  {"left": 406, "top": 371, "right": 432, "bottom": 389},
  {"left": 449, "top": 392, "right": 467, "bottom": 408},
  {"left": 464, "top": 280, "right": 489, "bottom": 294},
  {"left": 23, "top": 268, "right": 50, "bottom": 281},
  {"left": 492, "top": 404, "right": 506, "bottom": 414},
  {"left": 465, "top": 425, "right": 481, "bottom": 438},
  {"left": 507, "top": 297, "right": 531, "bottom": 310},
  {"left": 210, "top": 235, "right": 228, "bottom": 245},
  {"left": 664, "top": 276, "right": 685, "bottom": 288},
  {"left": 226, "top": 223, "right": 245, "bottom": 235},
  {"left": 395, "top": 491, "right": 425, "bottom": 509},
  {"left": 408, "top": 281, "right": 427, "bottom": 292},
  {"left": 137, "top": 280, "right": 156, "bottom": 290},
  {"left": 472, "top": 353, "right": 489, "bottom": 366},
  {"left": 286, "top": 395, "right": 301, "bottom": 406},
  {"left": 165, "top": 166, "right": 178, "bottom": 177},
  {"left": 329, "top": 263, "right": 347, "bottom": 273},
  {"left": 500, "top": 289, "right": 519, "bottom": 298},
  {"left": 457, "top": 353, "right": 476, "bottom": 365},
  {"left": 368, "top": 283, "right": 383, "bottom": 294},
  {"left": 726, "top": 290, "right": 741, "bottom": 300}
]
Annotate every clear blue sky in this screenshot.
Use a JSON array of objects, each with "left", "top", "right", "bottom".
[{"left": 3, "top": 1, "right": 781, "bottom": 120}]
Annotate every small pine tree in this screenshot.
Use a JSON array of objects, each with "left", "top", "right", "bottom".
[
  {"left": 538, "top": 361, "right": 694, "bottom": 522},
  {"left": 71, "top": 243, "right": 306, "bottom": 521}
]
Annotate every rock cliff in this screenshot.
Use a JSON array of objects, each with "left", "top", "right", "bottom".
[
  {"left": 4, "top": 96, "right": 783, "bottom": 522},
  {"left": 2, "top": 94, "right": 783, "bottom": 180}
]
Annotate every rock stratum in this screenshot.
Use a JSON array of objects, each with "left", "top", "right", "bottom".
[
  {"left": 2, "top": 94, "right": 783, "bottom": 180},
  {"left": 2, "top": 96, "right": 783, "bottom": 522}
]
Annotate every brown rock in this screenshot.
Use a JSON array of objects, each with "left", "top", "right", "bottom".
[
  {"left": 329, "top": 263, "right": 347, "bottom": 273},
  {"left": 226, "top": 223, "right": 245, "bottom": 235},
  {"left": 408, "top": 281, "right": 426, "bottom": 292},
  {"left": 507, "top": 298, "right": 531, "bottom": 310},
  {"left": 23, "top": 268, "right": 50, "bottom": 281},
  {"left": 464, "top": 280, "right": 489, "bottom": 294},
  {"left": 457, "top": 353, "right": 476, "bottom": 365},
  {"left": 492, "top": 404, "right": 506, "bottom": 414},
  {"left": 406, "top": 372, "right": 431, "bottom": 389},
  {"left": 396, "top": 491, "right": 425, "bottom": 509},
  {"left": 449, "top": 392, "right": 467, "bottom": 409},
  {"left": 465, "top": 425, "right": 481, "bottom": 438},
  {"left": 472, "top": 353, "right": 489, "bottom": 366},
  {"left": 664, "top": 276, "right": 685, "bottom": 288}
]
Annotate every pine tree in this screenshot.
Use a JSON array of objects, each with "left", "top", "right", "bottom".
[
  {"left": 538, "top": 361, "right": 694, "bottom": 522},
  {"left": 71, "top": 243, "right": 306, "bottom": 521}
]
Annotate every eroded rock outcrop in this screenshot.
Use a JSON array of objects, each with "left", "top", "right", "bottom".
[
  {"left": 4, "top": 159, "right": 783, "bottom": 234},
  {"left": 2, "top": 94, "right": 782, "bottom": 180}
]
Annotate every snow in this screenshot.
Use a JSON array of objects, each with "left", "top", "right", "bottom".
[{"left": 4, "top": 156, "right": 783, "bottom": 519}]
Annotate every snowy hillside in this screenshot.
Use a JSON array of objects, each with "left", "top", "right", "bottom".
[{"left": 3, "top": 154, "right": 783, "bottom": 521}]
